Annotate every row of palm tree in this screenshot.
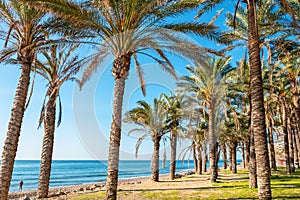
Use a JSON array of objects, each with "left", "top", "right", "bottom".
[
  {"left": 124, "top": 0, "right": 299, "bottom": 198},
  {"left": 0, "top": 0, "right": 298, "bottom": 200}
]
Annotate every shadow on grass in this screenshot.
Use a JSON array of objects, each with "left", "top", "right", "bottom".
[
  {"left": 274, "top": 197, "right": 300, "bottom": 199},
  {"left": 218, "top": 176, "right": 249, "bottom": 181},
  {"left": 219, "top": 198, "right": 256, "bottom": 200},
  {"left": 160, "top": 179, "right": 208, "bottom": 183},
  {"left": 119, "top": 185, "right": 236, "bottom": 192},
  {"left": 272, "top": 182, "right": 300, "bottom": 187}
]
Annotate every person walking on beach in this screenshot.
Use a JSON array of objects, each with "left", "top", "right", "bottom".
[{"left": 19, "top": 180, "right": 23, "bottom": 192}]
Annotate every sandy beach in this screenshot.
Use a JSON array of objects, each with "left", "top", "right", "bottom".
[
  {"left": 9, "top": 170, "right": 251, "bottom": 200},
  {"left": 8, "top": 168, "right": 300, "bottom": 199},
  {"left": 8, "top": 172, "right": 181, "bottom": 200}
]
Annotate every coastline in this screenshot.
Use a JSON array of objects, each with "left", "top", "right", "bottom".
[{"left": 8, "top": 172, "right": 178, "bottom": 200}]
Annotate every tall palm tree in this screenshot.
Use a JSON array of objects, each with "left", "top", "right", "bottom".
[
  {"left": 25, "top": 1, "right": 222, "bottom": 198},
  {"left": 221, "top": 0, "right": 286, "bottom": 175},
  {"left": 161, "top": 93, "right": 183, "bottom": 180},
  {"left": 246, "top": 0, "right": 271, "bottom": 198},
  {"left": 218, "top": 0, "right": 274, "bottom": 196},
  {"left": 124, "top": 98, "right": 168, "bottom": 182},
  {"left": 178, "top": 56, "right": 234, "bottom": 183},
  {"left": 197, "top": 0, "right": 299, "bottom": 197},
  {"left": 0, "top": 1, "right": 51, "bottom": 199},
  {"left": 35, "top": 45, "right": 84, "bottom": 198}
]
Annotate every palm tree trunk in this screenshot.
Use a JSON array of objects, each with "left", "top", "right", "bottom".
[
  {"left": 202, "top": 143, "right": 207, "bottom": 173},
  {"left": 208, "top": 102, "right": 217, "bottom": 182},
  {"left": 292, "top": 127, "right": 300, "bottom": 169},
  {"left": 214, "top": 144, "right": 220, "bottom": 178},
  {"left": 241, "top": 142, "right": 246, "bottom": 169},
  {"left": 37, "top": 94, "right": 56, "bottom": 198},
  {"left": 245, "top": 141, "right": 249, "bottom": 169},
  {"left": 287, "top": 115, "right": 295, "bottom": 172},
  {"left": 291, "top": 80, "right": 300, "bottom": 124},
  {"left": 221, "top": 143, "right": 227, "bottom": 170},
  {"left": 228, "top": 145, "right": 232, "bottom": 171},
  {"left": 247, "top": 0, "right": 271, "bottom": 198},
  {"left": 151, "top": 136, "right": 161, "bottom": 182},
  {"left": 280, "top": 99, "right": 291, "bottom": 175},
  {"left": 249, "top": 129, "right": 257, "bottom": 188},
  {"left": 268, "top": 119, "right": 277, "bottom": 170},
  {"left": 196, "top": 143, "right": 202, "bottom": 174},
  {"left": 106, "top": 54, "right": 129, "bottom": 200},
  {"left": 293, "top": 123, "right": 300, "bottom": 168},
  {"left": 231, "top": 142, "right": 237, "bottom": 174},
  {"left": 249, "top": 101, "right": 257, "bottom": 188},
  {"left": 0, "top": 63, "right": 31, "bottom": 200},
  {"left": 192, "top": 141, "right": 198, "bottom": 173},
  {"left": 169, "top": 130, "right": 177, "bottom": 180}
]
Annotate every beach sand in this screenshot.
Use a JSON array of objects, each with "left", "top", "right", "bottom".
[
  {"left": 9, "top": 171, "right": 247, "bottom": 200},
  {"left": 8, "top": 171, "right": 192, "bottom": 199},
  {"left": 8, "top": 174, "right": 171, "bottom": 199}
]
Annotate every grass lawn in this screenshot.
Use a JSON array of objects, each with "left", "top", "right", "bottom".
[{"left": 70, "top": 167, "right": 300, "bottom": 199}]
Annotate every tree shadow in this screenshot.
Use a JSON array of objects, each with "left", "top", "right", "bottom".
[
  {"left": 218, "top": 177, "right": 249, "bottom": 181},
  {"left": 160, "top": 179, "right": 208, "bottom": 183},
  {"left": 119, "top": 185, "right": 234, "bottom": 192}
]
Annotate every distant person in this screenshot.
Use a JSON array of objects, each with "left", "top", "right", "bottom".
[{"left": 19, "top": 180, "right": 23, "bottom": 192}]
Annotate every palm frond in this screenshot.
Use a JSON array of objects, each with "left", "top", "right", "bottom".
[
  {"left": 135, "top": 133, "right": 148, "bottom": 158},
  {"left": 57, "top": 95, "right": 62, "bottom": 127},
  {"left": 25, "top": 69, "right": 36, "bottom": 110},
  {"left": 133, "top": 53, "right": 146, "bottom": 96},
  {"left": 80, "top": 50, "right": 110, "bottom": 89}
]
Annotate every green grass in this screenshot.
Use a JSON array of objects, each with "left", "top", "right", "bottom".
[
  {"left": 142, "top": 191, "right": 181, "bottom": 200},
  {"left": 70, "top": 168, "right": 300, "bottom": 199},
  {"left": 220, "top": 168, "right": 249, "bottom": 175}
]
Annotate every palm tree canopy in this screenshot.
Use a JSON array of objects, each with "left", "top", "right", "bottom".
[
  {"left": 220, "top": 0, "right": 288, "bottom": 52},
  {"left": 124, "top": 98, "right": 168, "bottom": 157},
  {"left": 24, "top": 0, "right": 225, "bottom": 94},
  {"left": 35, "top": 45, "right": 84, "bottom": 90},
  {"left": 0, "top": 0, "right": 57, "bottom": 64},
  {"left": 35, "top": 45, "right": 85, "bottom": 128},
  {"left": 161, "top": 92, "right": 185, "bottom": 130},
  {"left": 178, "top": 56, "right": 234, "bottom": 108}
]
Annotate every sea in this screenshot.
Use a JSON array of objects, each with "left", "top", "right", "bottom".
[{"left": 10, "top": 160, "right": 232, "bottom": 192}]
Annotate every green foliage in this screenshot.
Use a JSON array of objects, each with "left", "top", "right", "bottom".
[{"left": 124, "top": 97, "right": 168, "bottom": 157}]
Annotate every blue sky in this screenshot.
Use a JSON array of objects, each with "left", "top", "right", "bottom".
[{"left": 0, "top": 1, "right": 243, "bottom": 161}]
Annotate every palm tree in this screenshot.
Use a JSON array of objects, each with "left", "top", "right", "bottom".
[
  {"left": 223, "top": 0, "right": 293, "bottom": 167},
  {"left": 178, "top": 56, "right": 234, "bottom": 183},
  {"left": 25, "top": 1, "right": 222, "bottom": 198},
  {"left": 246, "top": 0, "right": 271, "bottom": 198},
  {"left": 0, "top": 1, "right": 51, "bottom": 198},
  {"left": 161, "top": 93, "right": 184, "bottom": 180},
  {"left": 219, "top": 0, "right": 273, "bottom": 196},
  {"left": 35, "top": 45, "right": 84, "bottom": 198},
  {"left": 124, "top": 98, "right": 168, "bottom": 182}
]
